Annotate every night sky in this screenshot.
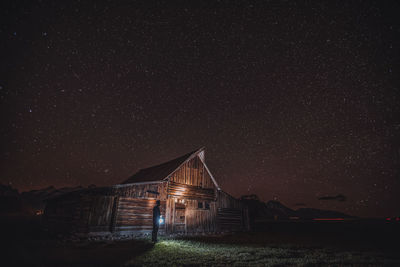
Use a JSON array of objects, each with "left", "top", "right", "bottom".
[{"left": 1, "top": 1, "right": 399, "bottom": 217}]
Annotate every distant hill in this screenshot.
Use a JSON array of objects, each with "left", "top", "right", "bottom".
[
  {"left": 295, "top": 208, "right": 352, "bottom": 219},
  {"left": 0, "top": 184, "right": 23, "bottom": 214},
  {"left": 240, "top": 195, "right": 353, "bottom": 222},
  {"left": 265, "top": 200, "right": 297, "bottom": 218},
  {"left": 0, "top": 184, "right": 19, "bottom": 197}
]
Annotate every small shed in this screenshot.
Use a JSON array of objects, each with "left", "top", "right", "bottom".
[{"left": 44, "top": 148, "right": 249, "bottom": 235}]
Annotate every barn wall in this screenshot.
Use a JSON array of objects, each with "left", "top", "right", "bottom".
[
  {"left": 185, "top": 199, "right": 217, "bottom": 233},
  {"left": 169, "top": 156, "right": 214, "bottom": 188},
  {"left": 112, "top": 182, "right": 168, "bottom": 200},
  {"left": 165, "top": 198, "right": 174, "bottom": 233},
  {"left": 167, "top": 181, "right": 215, "bottom": 200},
  {"left": 217, "top": 190, "right": 242, "bottom": 209},
  {"left": 44, "top": 187, "right": 249, "bottom": 235},
  {"left": 114, "top": 197, "right": 166, "bottom": 233},
  {"left": 165, "top": 198, "right": 217, "bottom": 234},
  {"left": 44, "top": 194, "right": 115, "bottom": 234},
  {"left": 87, "top": 196, "right": 115, "bottom": 232},
  {"left": 165, "top": 179, "right": 217, "bottom": 234},
  {"left": 216, "top": 191, "right": 249, "bottom": 232}
]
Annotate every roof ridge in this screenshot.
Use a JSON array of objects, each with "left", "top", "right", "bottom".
[{"left": 140, "top": 147, "right": 202, "bottom": 171}]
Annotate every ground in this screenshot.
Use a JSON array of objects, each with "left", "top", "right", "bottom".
[{"left": 2, "top": 215, "right": 400, "bottom": 266}]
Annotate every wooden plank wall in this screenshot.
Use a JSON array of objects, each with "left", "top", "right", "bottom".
[
  {"left": 167, "top": 181, "right": 215, "bottom": 200},
  {"left": 217, "top": 208, "right": 242, "bottom": 232},
  {"left": 115, "top": 197, "right": 166, "bottom": 232},
  {"left": 185, "top": 199, "right": 217, "bottom": 233},
  {"left": 165, "top": 198, "right": 217, "bottom": 234},
  {"left": 87, "top": 196, "right": 115, "bottom": 232},
  {"left": 216, "top": 191, "right": 249, "bottom": 232},
  {"left": 112, "top": 182, "right": 167, "bottom": 199},
  {"left": 165, "top": 198, "right": 174, "bottom": 233},
  {"left": 217, "top": 190, "right": 242, "bottom": 209},
  {"left": 44, "top": 194, "right": 110, "bottom": 234},
  {"left": 169, "top": 156, "right": 214, "bottom": 188}
]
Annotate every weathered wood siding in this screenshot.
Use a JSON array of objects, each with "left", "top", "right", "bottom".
[
  {"left": 115, "top": 197, "right": 166, "bottom": 232},
  {"left": 165, "top": 198, "right": 217, "bottom": 234},
  {"left": 167, "top": 181, "right": 215, "bottom": 200},
  {"left": 185, "top": 199, "right": 217, "bottom": 233},
  {"left": 44, "top": 194, "right": 115, "bottom": 234},
  {"left": 87, "top": 196, "right": 115, "bottom": 232},
  {"left": 164, "top": 154, "right": 220, "bottom": 233},
  {"left": 217, "top": 190, "right": 242, "bottom": 209},
  {"left": 169, "top": 156, "right": 214, "bottom": 188},
  {"left": 216, "top": 191, "right": 249, "bottom": 232},
  {"left": 112, "top": 182, "right": 167, "bottom": 199},
  {"left": 217, "top": 208, "right": 242, "bottom": 232},
  {"left": 165, "top": 198, "right": 174, "bottom": 233}
]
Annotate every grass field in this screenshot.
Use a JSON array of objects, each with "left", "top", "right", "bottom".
[
  {"left": 126, "top": 231, "right": 399, "bottom": 266},
  {"left": 2, "top": 216, "right": 400, "bottom": 266},
  {"left": 126, "top": 238, "right": 386, "bottom": 266}
]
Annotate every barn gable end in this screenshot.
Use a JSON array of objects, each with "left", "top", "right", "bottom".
[
  {"left": 122, "top": 147, "right": 219, "bottom": 190},
  {"left": 168, "top": 151, "right": 217, "bottom": 189}
]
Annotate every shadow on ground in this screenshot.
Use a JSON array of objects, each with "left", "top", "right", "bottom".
[{"left": 1, "top": 215, "right": 154, "bottom": 266}]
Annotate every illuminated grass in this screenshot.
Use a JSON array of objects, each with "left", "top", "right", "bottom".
[{"left": 124, "top": 236, "right": 393, "bottom": 266}]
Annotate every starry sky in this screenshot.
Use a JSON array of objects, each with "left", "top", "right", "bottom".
[{"left": 1, "top": 1, "right": 399, "bottom": 217}]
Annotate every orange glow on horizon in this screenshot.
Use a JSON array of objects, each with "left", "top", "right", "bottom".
[{"left": 313, "top": 218, "right": 344, "bottom": 221}]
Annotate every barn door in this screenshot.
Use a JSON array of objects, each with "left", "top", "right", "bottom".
[{"left": 174, "top": 200, "right": 186, "bottom": 232}]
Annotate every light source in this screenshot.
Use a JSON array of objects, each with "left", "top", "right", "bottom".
[{"left": 159, "top": 215, "right": 164, "bottom": 224}]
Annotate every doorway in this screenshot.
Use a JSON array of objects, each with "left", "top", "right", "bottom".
[{"left": 174, "top": 199, "right": 186, "bottom": 232}]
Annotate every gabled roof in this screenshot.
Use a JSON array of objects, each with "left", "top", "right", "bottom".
[{"left": 121, "top": 147, "right": 219, "bottom": 189}]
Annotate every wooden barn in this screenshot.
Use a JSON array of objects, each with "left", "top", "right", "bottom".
[{"left": 43, "top": 148, "right": 249, "bottom": 235}]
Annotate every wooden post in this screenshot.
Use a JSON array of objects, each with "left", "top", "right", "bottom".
[
  {"left": 109, "top": 196, "right": 119, "bottom": 233},
  {"left": 184, "top": 203, "right": 187, "bottom": 234},
  {"left": 171, "top": 198, "right": 175, "bottom": 233},
  {"left": 165, "top": 198, "right": 170, "bottom": 234}
]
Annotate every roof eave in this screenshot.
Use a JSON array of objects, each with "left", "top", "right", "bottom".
[{"left": 114, "top": 180, "right": 165, "bottom": 188}]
